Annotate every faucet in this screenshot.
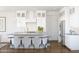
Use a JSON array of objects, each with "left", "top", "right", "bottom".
[{"left": 69, "top": 30, "right": 75, "bottom": 34}]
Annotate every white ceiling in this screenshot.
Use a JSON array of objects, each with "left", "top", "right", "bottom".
[{"left": 0, "top": 6, "right": 64, "bottom": 11}]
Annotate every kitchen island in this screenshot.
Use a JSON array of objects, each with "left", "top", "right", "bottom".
[{"left": 9, "top": 32, "right": 49, "bottom": 48}]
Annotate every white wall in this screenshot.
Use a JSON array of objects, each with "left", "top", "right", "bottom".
[
  {"left": 46, "top": 11, "right": 59, "bottom": 40},
  {"left": 69, "top": 7, "right": 79, "bottom": 34},
  {"left": 0, "top": 11, "right": 17, "bottom": 42},
  {"left": 63, "top": 7, "right": 79, "bottom": 34}
]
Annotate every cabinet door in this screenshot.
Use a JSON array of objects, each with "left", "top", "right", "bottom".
[
  {"left": 16, "top": 11, "right": 26, "bottom": 27},
  {"left": 37, "top": 18, "right": 46, "bottom": 32},
  {"left": 36, "top": 10, "right": 46, "bottom": 32},
  {"left": 65, "top": 35, "right": 79, "bottom": 50},
  {"left": 17, "top": 11, "right": 26, "bottom": 18},
  {"left": 36, "top": 10, "right": 46, "bottom": 18},
  {"left": 65, "top": 35, "right": 71, "bottom": 48},
  {"left": 69, "top": 35, "right": 79, "bottom": 50}
]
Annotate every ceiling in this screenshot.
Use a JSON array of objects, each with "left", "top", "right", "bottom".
[{"left": 0, "top": 6, "right": 64, "bottom": 11}]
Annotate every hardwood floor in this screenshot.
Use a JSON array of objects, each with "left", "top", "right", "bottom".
[{"left": 0, "top": 41, "right": 71, "bottom": 53}]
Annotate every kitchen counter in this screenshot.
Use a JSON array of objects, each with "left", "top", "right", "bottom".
[
  {"left": 9, "top": 32, "right": 49, "bottom": 48},
  {"left": 65, "top": 33, "right": 79, "bottom": 35},
  {"left": 65, "top": 34, "right": 79, "bottom": 50},
  {"left": 14, "top": 32, "right": 48, "bottom": 36}
]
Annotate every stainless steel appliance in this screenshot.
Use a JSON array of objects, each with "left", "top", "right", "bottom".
[{"left": 59, "top": 20, "right": 65, "bottom": 45}]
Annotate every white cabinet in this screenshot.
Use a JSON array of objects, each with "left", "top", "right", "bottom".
[
  {"left": 16, "top": 10, "right": 46, "bottom": 32},
  {"left": 36, "top": 10, "right": 46, "bottom": 18},
  {"left": 36, "top": 10, "right": 46, "bottom": 32},
  {"left": 17, "top": 10, "right": 37, "bottom": 23},
  {"left": 16, "top": 11, "right": 26, "bottom": 27},
  {"left": 65, "top": 35, "right": 79, "bottom": 50},
  {"left": 16, "top": 11, "right": 26, "bottom": 18}
]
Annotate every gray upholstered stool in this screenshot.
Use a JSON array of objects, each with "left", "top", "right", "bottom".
[
  {"left": 39, "top": 37, "right": 45, "bottom": 48},
  {"left": 44, "top": 36, "right": 50, "bottom": 48},
  {"left": 45, "top": 39, "right": 50, "bottom": 48},
  {"left": 18, "top": 37, "right": 24, "bottom": 48},
  {"left": 8, "top": 36, "right": 15, "bottom": 48},
  {"left": 28, "top": 37, "right": 35, "bottom": 48}
]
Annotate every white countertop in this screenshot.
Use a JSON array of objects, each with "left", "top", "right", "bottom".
[
  {"left": 65, "top": 33, "right": 79, "bottom": 35},
  {"left": 13, "top": 32, "right": 48, "bottom": 36}
]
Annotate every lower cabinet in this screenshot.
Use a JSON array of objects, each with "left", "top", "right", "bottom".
[{"left": 65, "top": 35, "right": 79, "bottom": 50}]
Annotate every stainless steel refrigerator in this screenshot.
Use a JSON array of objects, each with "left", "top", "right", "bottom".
[{"left": 59, "top": 20, "right": 65, "bottom": 45}]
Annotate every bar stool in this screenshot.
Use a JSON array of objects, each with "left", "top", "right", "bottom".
[
  {"left": 18, "top": 37, "right": 24, "bottom": 48},
  {"left": 28, "top": 37, "right": 35, "bottom": 48},
  {"left": 45, "top": 39, "right": 50, "bottom": 48},
  {"left": 8, "top": 36, "right": 15, "bottom": 48},
  {"left": 39, "top": 37, "right": 45, "bottom": 48}
]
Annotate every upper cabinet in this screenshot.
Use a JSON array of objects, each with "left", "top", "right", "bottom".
[
  {"left": 16, "top": 11, "right": 26, "bottom": 27},
  {"left": 16, "top": 10, "right": 46, "bottom": 32},
  {"left": 16, "top": 10, "right": 36, "bottom": 22},
  {"left": 36, "top": 10, "right": 46, "bottom": 32},
  {"left": 16, "top": 10, "right": 46, "bottom": 22},
  {"left": 36, "top": 10, "right": 46, "bottom": 18},
  {"left": 16, "top": 11, "right": 26, "bottom": 18}
]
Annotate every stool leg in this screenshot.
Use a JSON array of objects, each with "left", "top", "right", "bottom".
[
  {"left": 45, "top": 39, "right": 50, "bottom": 48},
  {"left": 41, "top": 40, "right": 43, "bottom": 44},
  {"left": 18, "top": 39, "right": 24, "bottom": 48},
  {"left": 20, "top": 40, "right": 22, "bottom": 45},
  {"left": 21, "top": 40, "right": 24, "bottom": 48},
  {"left": 10, "top": 39, "right": 15, "bottom": 48},
  {"left": 31, "top": 39, "right": 32, "bottom": 45},
  {"left": 29, "top": 39, "right": 35, "bottom": 48},
  {"left": 10, "top": 40, "right": 12, "bottom": 45},
  {"left": 39, "top": 39, "right": 45, "bottom": 48}
]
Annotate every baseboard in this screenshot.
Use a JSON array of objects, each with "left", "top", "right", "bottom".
[
  {"left": 0, "top": 42, "right": 9, "bottom": 44},
  {"left": 63, "top": 45, "right": 71, "bottom": 51},
  {"left": 49, "top": 40, "right": 58, "bottom": 42}
]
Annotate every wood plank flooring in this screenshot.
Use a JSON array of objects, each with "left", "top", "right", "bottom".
[{"left": 0, "top": 41, "right": 71, "bottom": 53}]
